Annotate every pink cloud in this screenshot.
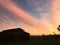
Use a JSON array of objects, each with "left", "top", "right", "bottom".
[
  {"left": 1, "top": 0, "right": 40, "bottom": 27},
  {"left": 50, "top": 0, "right": 60, "bottom": 27},
  {"left": 0, "top": 0, "right": 51, "bottom": 35}
]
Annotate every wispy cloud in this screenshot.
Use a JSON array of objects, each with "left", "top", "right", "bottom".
[
  {"left": 0, "top": 0, "right": 51, "bottom": 35},
  {"left": 1, "top": 0, "right": 40, "bottom": 28}
]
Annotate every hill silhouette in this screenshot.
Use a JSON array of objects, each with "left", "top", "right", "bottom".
[{"left": 0, "top": 28, "right": 30, "bottom": 42}]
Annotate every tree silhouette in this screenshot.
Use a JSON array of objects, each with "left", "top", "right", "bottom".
[{"left": 57, "top": 25, "right": 60, "bottom": 31}]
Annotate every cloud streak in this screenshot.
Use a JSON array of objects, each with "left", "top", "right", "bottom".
[
  {"left": 1, "top": 0, "right": 41, "bottom": 28},
  {"left": 0, "top": 0, "right": 56, "bottom": 35}
]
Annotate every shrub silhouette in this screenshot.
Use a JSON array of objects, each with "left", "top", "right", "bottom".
[{"left": 0, "top": 28, "right": 30, "bottom": 42}]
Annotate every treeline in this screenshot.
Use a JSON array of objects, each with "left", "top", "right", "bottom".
[{"left": 30, "top": 35, "right": 60, "bottom": 41}]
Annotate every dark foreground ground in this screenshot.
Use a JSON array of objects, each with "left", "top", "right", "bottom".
[{"left": 0, "top": 35, "right": 60, "bottom": 45}]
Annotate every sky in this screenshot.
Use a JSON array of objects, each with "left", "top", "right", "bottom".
[{"left": 0, "top": 0, "right": 60, "bottom": 35}]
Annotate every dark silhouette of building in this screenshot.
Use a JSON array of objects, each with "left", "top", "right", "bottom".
[{"left": 0, "top": 28, "right": 30, "bottom": 42}]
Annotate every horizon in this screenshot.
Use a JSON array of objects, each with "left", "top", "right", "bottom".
[
  {"left": 0, "top": 0, "right": 60, "bottom": 35},
  {"left": 0, "top": 27, "right": 60, "bottom": 36}
]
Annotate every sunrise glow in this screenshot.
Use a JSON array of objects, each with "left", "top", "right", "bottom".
[{"left": 0, "top": 0, "right": 60, "bottom": 35}]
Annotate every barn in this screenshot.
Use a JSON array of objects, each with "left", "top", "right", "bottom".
[{"left": 0, "top": 28, "right": 30, "bottom": 41}]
